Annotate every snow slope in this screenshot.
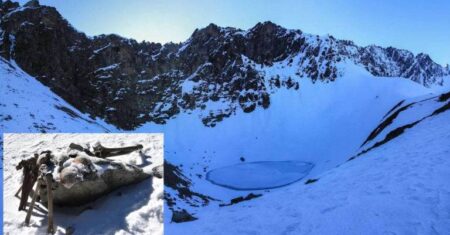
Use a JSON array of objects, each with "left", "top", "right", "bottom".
[
  {"left": 0, "top": 58, "right": 115, "bottom": 134},
  {"left": 139, "top": 61, "right": 433, "bottom": 173},
  {"left": 3, "top": 133, "right": 163, "bottom": 235},
  {"left": 136, "top": 61, "right": 439, "bottom": 216},
  {"left": 166, "top": 96, "right": 450, "bottom": 235}
]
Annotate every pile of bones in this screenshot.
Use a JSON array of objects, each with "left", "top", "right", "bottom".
[{"left": 15, "top": 142, "right": 163, "bottom": 234}]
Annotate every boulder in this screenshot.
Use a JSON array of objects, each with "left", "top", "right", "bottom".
[{"left": 171, "top": 209, "right": 197, "bottom": 223}]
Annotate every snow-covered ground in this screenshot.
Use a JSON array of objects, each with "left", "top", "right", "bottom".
[
  {"left": 168, "top": 100, "right": 450, "bottom": 234},
  {"left": 3, "top": 134, "right": 163, "bottom": 235}
]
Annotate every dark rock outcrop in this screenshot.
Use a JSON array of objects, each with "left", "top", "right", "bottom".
[
  {"left": 164, "top": 160, "right": 216, "bottom": 221},
  {"left": 219, "top": 193, "right": 262, "bottom": 207},
  {"left": 164, "top": 160, "right": 214, "bottom": 208},
  {"left": 171, "top": 209, "right": 197, "bottom": 223}
]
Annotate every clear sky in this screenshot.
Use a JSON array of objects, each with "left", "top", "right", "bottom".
[{"left": 18, "top": 0, "right": 450, "bottom": 65}]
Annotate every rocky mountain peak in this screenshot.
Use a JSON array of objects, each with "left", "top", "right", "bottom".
[
  {"left": 415, "top": 53, "right": 432, "bottom": 63},
  {"left": 1, "top": 1, "right": 448, "bottom": 129},
  {"left": 250, "top": 21, "right": 285, "bottom": 34},
  {"left": 192, "top": 23, "right": 223, "bottom": 38},
  {"left": 23, "top": 0, "right": 39, "bottom": 8},
  {"left": 1, "top": 0, "right": 20, "bottom": 12}
]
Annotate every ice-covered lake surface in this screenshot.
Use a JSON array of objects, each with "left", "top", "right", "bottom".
[{"left": 206, "top": 161, "right": 314, "bottom": 190}]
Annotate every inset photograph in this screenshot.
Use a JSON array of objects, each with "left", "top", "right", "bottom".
[{"left": 3, "top": 133, "right": 163, "bottom": 235}]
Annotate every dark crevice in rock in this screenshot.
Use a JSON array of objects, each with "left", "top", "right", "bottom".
[
  {"left": 382, "top": 100, "right": 404, "bottom": 119},
  {"left": 438, "top": 91, "right": 450, "bottom": 102},
  {"left": 351, "top": 92, "right": 450, "bottom": 161},
  {"left": 361, "top": 102, "right": 416, "bottom": 147},
  {"left": 350, "top": 119, "right": 423, "bottom": 161},
  {"left": 305, "top": 178, "right": 319, "bottom": 184},
  {"left": 431, "top": 101, "right": 450, "bottom": 116}
]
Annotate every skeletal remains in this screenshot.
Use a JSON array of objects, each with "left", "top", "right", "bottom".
[{"left": 16, "top": 142, "right": 163, "bottom": 234}]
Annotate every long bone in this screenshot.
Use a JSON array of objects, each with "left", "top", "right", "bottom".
[
  {"left": 92, "top": 143, "right": 143, "bottom": 158},
  {"left": 68, "top": 143, "right": 143, "bottom": 158}
]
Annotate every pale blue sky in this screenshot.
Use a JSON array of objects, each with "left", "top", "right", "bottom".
[{"left": 18, "top": 0, "right": 450, "bottom": 65}]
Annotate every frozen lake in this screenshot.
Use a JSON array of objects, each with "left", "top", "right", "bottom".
[{"left": 206, "top": 161, "right": 314, "bottom": 190}]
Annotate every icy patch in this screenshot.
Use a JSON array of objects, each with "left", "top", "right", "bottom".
[{"left": 206, "top": 161, "right": 314, "bottom": 190}]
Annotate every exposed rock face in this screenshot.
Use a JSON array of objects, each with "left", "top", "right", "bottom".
[
  {"left": 164, "top": 160, "right": 213, "bottom": 208},
  {"left": 164, "top": 160, "right": 215, "bottom": 222},
  {"left": 171, "top": 209, "right": 197, "bottom": 223},
  {"left": 1, "top": 1, "right": 448, "bottom": 129}
]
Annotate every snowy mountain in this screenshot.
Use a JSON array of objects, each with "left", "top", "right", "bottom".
[
  {"left": 0, "top": 58, "right": 115, "bottom": 134},
  {"left": 1, "top": 0, "right": 449, "bottom": 129},
  {"left": 1, "top": 49, "right": 449, "bottom": 234}
]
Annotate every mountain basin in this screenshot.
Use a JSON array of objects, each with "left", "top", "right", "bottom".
[{"left": 206, "top": 161, "right": 314, "bottom": 190}]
